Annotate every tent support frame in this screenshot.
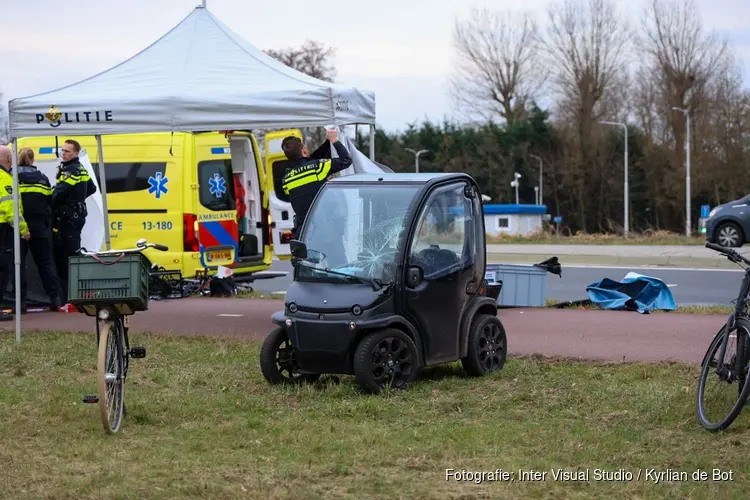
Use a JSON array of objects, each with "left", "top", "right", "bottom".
[
  {"left": 11, "top": 139, "right": 21, "bottom": 342},
  {"left": 369, "top": 124, "right": 375, "bottom": 161}
]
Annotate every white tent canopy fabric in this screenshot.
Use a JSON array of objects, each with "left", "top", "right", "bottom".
[
  {"left": 8, "top": 5, "right": 376, "bottom": 138},
  {"left": 336, "top": 133, "right": 394, "bottom": 177}
]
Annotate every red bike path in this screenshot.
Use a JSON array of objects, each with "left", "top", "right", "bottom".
[{"left": 0, "top": 297, "right": 725, "bottom": 365}]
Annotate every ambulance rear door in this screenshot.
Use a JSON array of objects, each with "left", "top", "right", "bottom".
[{"left": 263, "top": 129, "right": 302, "bottom": 260}]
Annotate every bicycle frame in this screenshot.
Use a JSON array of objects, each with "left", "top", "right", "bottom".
[
  {"left": 710, "top": 269, "right": 750, "bottom": 370},
  {"left": 95, "top": 311, "right": 131, "bottom": 357},
  {"left": 702, "top": 242, "right": 750, "bottom": 376}
]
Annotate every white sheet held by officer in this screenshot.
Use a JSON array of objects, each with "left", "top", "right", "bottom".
[{"left": 0, "top": 145, "right": 30, "bottom": 321}]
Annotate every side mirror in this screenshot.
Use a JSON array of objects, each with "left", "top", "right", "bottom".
[
  {"left": 406, "top": 266, "right": 423, "bottom": 288},
  {"left": 136, "top": 238, "right": 147, "bottom": 248},
  {"left": 289, "top": 239, "right": 307, "bottom": 260}
]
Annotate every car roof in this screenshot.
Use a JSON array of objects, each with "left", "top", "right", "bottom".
[{"left": 329, "top": 172, "right": 470, "bottom": 185}]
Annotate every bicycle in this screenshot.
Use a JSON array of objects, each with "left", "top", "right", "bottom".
[
  {"left": 67, "top": 238, "right": 168, "bottom": 434},
  {"left": 696, "top": 242, "right": 750, "bottom": 431}
]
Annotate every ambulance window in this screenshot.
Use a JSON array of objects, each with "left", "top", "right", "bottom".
[
  {"left": 91, "top": 162, "right": 167, "bottom": 194},
  {"left": 198, "top": 160, "right": 236, "bottom": 211},
  {"left": 271, "top": 159, "right": 293, "bottom": 202}
]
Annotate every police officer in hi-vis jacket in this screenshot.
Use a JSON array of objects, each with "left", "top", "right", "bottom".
[{"left": 51, "top": 139, "right": 97, "bottom": 303}]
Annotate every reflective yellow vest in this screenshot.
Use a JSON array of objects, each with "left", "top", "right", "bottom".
[{"left": 0, "top": 169, "right": 29, "bottom": 235}]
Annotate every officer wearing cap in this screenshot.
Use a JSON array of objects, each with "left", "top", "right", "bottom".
[
  {"left": 52, "top": 139, "right": 97, "bottom": 302},
  {"left": 280, "top": 129, "right": 352, "bottom": 238}
]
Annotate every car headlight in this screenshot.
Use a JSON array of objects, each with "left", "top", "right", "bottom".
[{"left": 709, "top": 207, "right": 719, "bottom": 217}]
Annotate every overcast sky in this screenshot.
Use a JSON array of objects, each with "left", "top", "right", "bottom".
[{"left": 3, "top": 0, "right": 750, "bottom": 133}]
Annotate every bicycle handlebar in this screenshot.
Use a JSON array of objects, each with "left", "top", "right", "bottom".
[
  {"left": 706, "top": 242, "right": 750, "bottom": 266},
  {"left": 78, "top": 241, "right": 169, "bottom": 257}
]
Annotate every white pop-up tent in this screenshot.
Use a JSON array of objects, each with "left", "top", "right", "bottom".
[
  {"left": 9, "top": 6, "right": 376, "bottom": 137},
  {"left": 6, "top": 4, "right": 379, "bottom": 341}
]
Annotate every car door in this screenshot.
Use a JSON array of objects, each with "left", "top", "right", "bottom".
[{"left": 403, "top": 181, "right": 477, "bottom": 364}]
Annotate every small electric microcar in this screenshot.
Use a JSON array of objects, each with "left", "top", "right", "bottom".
[{"left": 259, "top": 172, "right": 506, "bottom": 394}]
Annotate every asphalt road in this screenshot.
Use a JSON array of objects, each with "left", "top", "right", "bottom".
[{"left": 246, "top": 260, "right": 744, "bottom": 307}]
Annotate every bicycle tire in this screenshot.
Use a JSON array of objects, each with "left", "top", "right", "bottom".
[
  {"left": 97, "top": 320, "right": 125, "bottom": 434},
  {"left": 696, "top": 318, "right": 750, "bottom": 431}
]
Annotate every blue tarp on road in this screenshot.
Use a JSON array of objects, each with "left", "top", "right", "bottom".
[{"left": 586, "top": 272, "right": 676, "bottom": 314}]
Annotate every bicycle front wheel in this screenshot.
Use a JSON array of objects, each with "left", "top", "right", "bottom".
[
  {"left": 696, "top": 318, "right": 750, "bottom": 431},
  {"left": 97, "top": 319, "right": 125, "bottom": 434}
]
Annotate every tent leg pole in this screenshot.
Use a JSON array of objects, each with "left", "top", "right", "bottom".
[
  {"left": 11, "top": 139, "right": 21, "bottom": 343},
  {"left": 369, "top": 124, "right": 375, "bottom": 161},
  {"left": 95, "top": 135, "right": 111, "bottom": 251}
]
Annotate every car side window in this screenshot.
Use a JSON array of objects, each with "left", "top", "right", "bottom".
[{"left": 408, "top": 183, "right": 473, "bottom": 280}]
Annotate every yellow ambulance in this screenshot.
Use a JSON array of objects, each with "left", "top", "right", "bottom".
[{"left": 17, "top": 130, "right": 296, "bottom": 279}]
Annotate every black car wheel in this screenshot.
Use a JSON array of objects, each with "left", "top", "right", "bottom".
[
  {"left": 462, "top": 314, "right": 507, "bottom": 377},
  {"left": 259, "top": 326, "right": 320, "bottom": 384},
  {"left": 716, "top": 222, "right": 744, "bottom": 248},
  {"left": 353, "top": 329, "right": 419, "bottom": 394}
]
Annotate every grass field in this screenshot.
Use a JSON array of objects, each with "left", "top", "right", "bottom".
[
  {"left": 487, "top": 230, "right": 705, "bottom": 246},
  {"left": 1, "top": 331, "right": 747, "bottom": 499},
  {"left": 544, "top": 300, "right": 735, "bottom": 315}
]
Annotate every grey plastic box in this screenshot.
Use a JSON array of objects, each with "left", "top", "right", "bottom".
[{"left": 484, "top": 263, "right": 548, "bottom": 307}]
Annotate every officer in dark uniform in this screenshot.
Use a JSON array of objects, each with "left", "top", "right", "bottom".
[
  {"left": 0, "top": 145, "right": 30, "bottom": 321},
  {"left": 16, "top": 147, "right": 63, "bottom": 312},
  {"left": 52, "top": 139, "right": 97, "bottom": 303},
  {"left": 280, "top": 129, "right": 353, "bottom": 238}
]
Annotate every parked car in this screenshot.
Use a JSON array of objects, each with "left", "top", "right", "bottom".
[{"left": 704, "top": 195, "right": 750, "bottom": 247}]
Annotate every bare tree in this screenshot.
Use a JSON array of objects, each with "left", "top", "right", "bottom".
[
  {"left": 638, "top": 0, "right": 727, "bottom": 116},
  {"left": 542, "top": 0, "right": 630, "bottom": 230},
  {"left": 543, "top": 0, "right": 630, "bottom": 125},
  {"left": 636, "top": 0, "right": 728, "bottom": 227},
  {"left": 700, "top": 53, "right": 750, "bottom": 203},
  {"left": 265, "top": 39, "right": 337, "bottom": 83},
  {"left": 265, "top": 40, "right": 337, "bottom": 147},
  {"left": 449, "top": 8, "right": 544, "bottom": 125}
]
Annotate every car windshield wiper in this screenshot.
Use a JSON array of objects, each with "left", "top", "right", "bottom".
[{"left": 297, "top": 261, "right": 387, "bottom": 291}]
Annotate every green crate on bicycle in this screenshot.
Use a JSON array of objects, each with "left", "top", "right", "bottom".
[{"left": 68, "top": 253, "right": 151, "bottom": 316}]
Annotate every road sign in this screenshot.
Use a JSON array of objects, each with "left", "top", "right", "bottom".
[
  {"left": 554, "top": 216, "right": 563, "bottom": 224},
  {"left": 701, "top": 205, "right": 710, "bottom": 218}
]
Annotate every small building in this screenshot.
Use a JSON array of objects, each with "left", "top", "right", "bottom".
[{"left": 483, "top": 204, "right": 548, "bottom": 236}]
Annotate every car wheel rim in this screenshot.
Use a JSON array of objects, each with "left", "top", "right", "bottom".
[
  {"left": 719, "top": 227, "right": 740, "bottom": 247},
  {"left": 477, "top": 322, "right": 505, "bottom": 371},
  {"left": 368, "top": 337, "right": 414, "bottom": 390},
  {"left": 275, "top": 337, "right": 302, "bottom": 380}
]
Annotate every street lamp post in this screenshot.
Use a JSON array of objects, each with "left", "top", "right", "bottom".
[
  {"left": 510, "top": 172, "right": 521, "bottom": 204},
  {"left": 405, "top": 148, "right": 429, "bottom": 173},
  {"left": 672, "top": 106, "right": 692, "bottom": 236},
  {"left": 600, "top": 120, "right": 629, "bottom": 237},
  {"left": 529, "top": 154, "right": 543, "bottom": 206}
]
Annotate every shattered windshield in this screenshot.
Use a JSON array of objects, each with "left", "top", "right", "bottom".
[{"left": 297, "top": 184, "right": 420, "bottom": 284}]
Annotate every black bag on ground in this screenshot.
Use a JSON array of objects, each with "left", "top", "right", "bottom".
[{"left": 209, "top": 276, "right": 238, "bottom": 297}]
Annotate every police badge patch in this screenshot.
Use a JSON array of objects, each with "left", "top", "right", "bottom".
[{"left": 5, "top": 186, "right": 11, "bottom": 195}]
